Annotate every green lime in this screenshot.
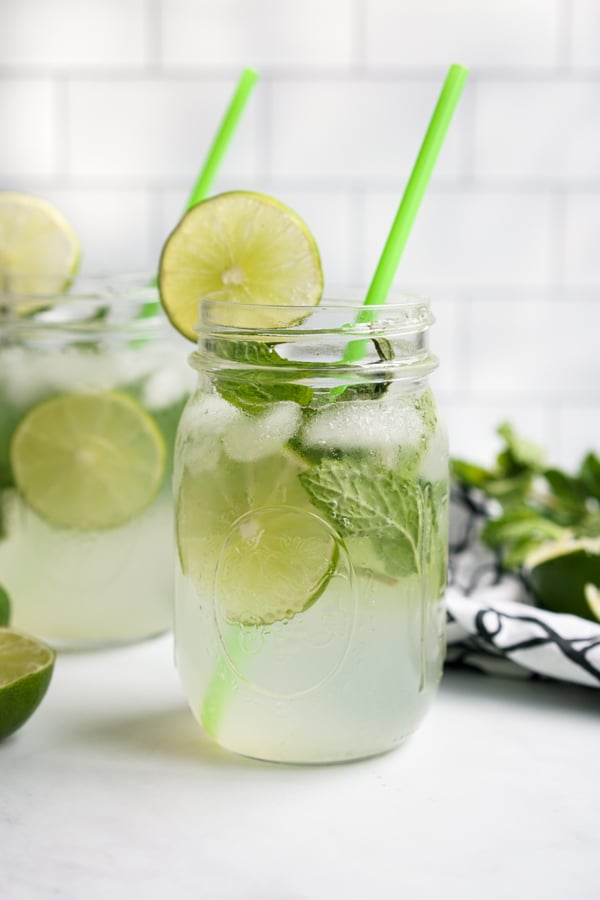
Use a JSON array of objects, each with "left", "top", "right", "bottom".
[
  {"left": 0, "top": 586, "right": 10, "bottom": 626},
  {"left": 177, "top": 448, "right": 338, "bottom": 625},
  {"left": 526, "top": 538, "right": 600, "bottom": 622},
  {"left": 585, "top": 584, "right": 600, "bottom": 621},
  {"left": 0, "top": 192, "right": 81, "bottom": 311},
  {"left": 10, "top": 392, "right": 166, "bottom": 531},
  {"left": 158, "top": 191, "right": 323, "bottom": 341},
  {"left": 0, "top": 628, "right": 55, "bottom": 740}
]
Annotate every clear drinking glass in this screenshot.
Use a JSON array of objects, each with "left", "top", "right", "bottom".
[
  {"left": 0, "top": 274, "right": 193, "bottom": 648},
  {"left": 174, "top": 293, "right": 449, "bottom": 763}
]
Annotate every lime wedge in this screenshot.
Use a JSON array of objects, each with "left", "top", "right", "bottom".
[
  {"left": 526, "top": 538, "right": 600, "bottom": 622},
  {"left": 0, "top": 192, "right": 81, "bottom": 309},
  {"left": 0, "top": 628, "right": 55, "bottom": 740},
  {"left": 177, "top": 448, "right": 338, "bottom": 625},
  {"left": 11, "top": 392, "right": 166, "bottom": 531},
  {"left": 158, "top": 191, "right": 323, "bottom": 340}
]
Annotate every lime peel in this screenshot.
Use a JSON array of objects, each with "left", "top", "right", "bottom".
[
  {"left": 526, "top": 537, "right": 600, "bottom": 623},
  {"left": 0, "top": 628, "right": 55, "bottom": 741}
]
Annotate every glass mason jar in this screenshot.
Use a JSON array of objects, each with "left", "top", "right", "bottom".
[
  {"left": 0, "top": 274, "right": 193, "bottom": 648},
  {"left": 174, "top": 293, "right": 449, "bottom": 764}
]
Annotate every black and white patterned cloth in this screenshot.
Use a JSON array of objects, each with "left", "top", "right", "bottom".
[{"left": 445, "top": 487, "right": 600, "bottom": 689}]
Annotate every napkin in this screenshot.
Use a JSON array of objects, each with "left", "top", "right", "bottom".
[{"left": 445, "top": 487, "right": 600, "bottom": 689}]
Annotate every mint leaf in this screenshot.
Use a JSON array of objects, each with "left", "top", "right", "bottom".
[
  {"left": 579, "top": 452, "right": 600, "bottom": 501},
  {"left": 216, "top": 377, "right": 312, "bottom": 416},
  {"left": 451, "top": 459, "right": 495, "bottom": 490},
  {"left": 0, "top": 585, "right": 10, "bottom": 627},
  {"left": 497, "top": 422, "right": 545, "bottom": 474},
  {"left": 211, "top": 339, "right": 284, "bottom": 368},
  {"left": 481, "top": 507, "right": 565, "bottom": 546},
  {"left": 0, "top": 490, "right": 7, "bottom": 541},
  {"left": 212, "top": 340, "right": 313, "bottom": 414},
  {"left": 575, "top": 510, "right": 600, "bottom": 539},
  {"left": 543, "top": 468, "right": 589, "bottom": 522},
  {"left": 299, "top": 457, "right": 424, "bottom": 577},
  {"left": 480, "top": 507, "right": 566, "bottom": 569}
]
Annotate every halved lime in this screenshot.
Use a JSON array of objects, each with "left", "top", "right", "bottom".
[
  {"left": 0, "top": 192, "right": 81, "bottom": 311},
  {"left": 177, "top": 448, "right": 338, "bottom": 625},
  {"left": 158, "top": 191, "right": 323, "bottom": 340},
  {"left": 526, "top": 538, "right": 600, "bottom": 622},
  {"left": 0, "top": 628, "right": 55, "bottom": 740},
  {"left": 10, "top": 392, "right": 166, "bottom": 531}
]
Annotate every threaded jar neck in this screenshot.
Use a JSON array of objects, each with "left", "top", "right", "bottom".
[
  {"left": 190, "top": 294, "right": 438, "bottom": 382},
  {"left": 0, "top": 273, "right": 166, "bottom": 344}
]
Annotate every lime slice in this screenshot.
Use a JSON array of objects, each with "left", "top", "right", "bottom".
[
  {"left": 11, "top": 392, "right": 166, "bottom": 531},
  {"left": 0, "top": 192, "right": 81, "bottom": 310},
  {"left": 177, "top": 448, "right": 338, "bottom": 625},
  {"left": 0, "top": 628, "right": 55, "bottom": 740},
  {"left": 159, "top": 191, "right": 323, "bottom": 340},
  {"left": 526, "top": 538, "right": 600, "bottom": 622}
]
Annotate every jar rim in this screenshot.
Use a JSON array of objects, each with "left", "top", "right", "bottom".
[
  {"left": 195, "top": 290, "right": 434, "bottom": 340},
  {"left": 0, "top": 271, "right": 166, "bottom": 334}
]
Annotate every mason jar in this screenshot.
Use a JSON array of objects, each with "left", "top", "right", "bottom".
[
  {"left": 0, "top": 274, "right": 193, "bottom": 648},
  {"left": 174, "top": 293, "right": 449, "bottom": 764}
]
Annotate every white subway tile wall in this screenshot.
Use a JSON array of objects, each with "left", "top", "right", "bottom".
[{"left": 0, "top": 0, "right": 598, "bottom": 466}]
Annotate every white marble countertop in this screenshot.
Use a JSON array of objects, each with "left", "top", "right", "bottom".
[{"left": 1, "top": 635, "right": 598, "bottom": 900}]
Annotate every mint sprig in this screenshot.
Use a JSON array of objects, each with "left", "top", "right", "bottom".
[
  {"left": 299, "top": 457, "right": 425, "bottom": 577},
  {"left": 452, "top": 422, "right": 600, "bottom": 568}
]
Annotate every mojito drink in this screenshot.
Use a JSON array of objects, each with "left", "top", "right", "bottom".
[{"left": 0, "top": 283, "right": 192, "bottom": 646}]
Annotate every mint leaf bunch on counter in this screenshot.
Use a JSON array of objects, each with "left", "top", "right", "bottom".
[{"left": 452, "top": 423, "right": 600, "bottom": 623}]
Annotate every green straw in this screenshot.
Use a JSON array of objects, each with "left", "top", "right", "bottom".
[
  {"left": 342, "top": 63, "right": 469, "bottom": 363},
  {"left": 182, "top": 67, "right": 259, "bottom": 214},
  {"left": 142, "top": 67, "right": 259, "bottom": 308}
]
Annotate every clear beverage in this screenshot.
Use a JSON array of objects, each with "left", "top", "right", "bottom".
[
  {"left": 0, "top": 276, "right": 193, "bottom": 647},
  {"left": 174, "top": 296, "right": 449, "bottom": 763}
]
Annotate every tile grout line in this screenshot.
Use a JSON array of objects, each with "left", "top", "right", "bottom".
[
  {"left": 557, "top": 0, "right": 574, "bottom": 68},
  {"left": 551, "top": 189, "right": 568, "bottom": 289},
  {"left": 5, "top": 66, "right": 600, "bottom": 81},
  {"left": 144, "top": 0, "right": 163, "bottom": 71},
  {"left": 353, "top": 0, "right": 367, "bottom": 70}
]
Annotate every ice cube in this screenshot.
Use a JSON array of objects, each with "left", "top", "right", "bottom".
[
  {"left": 177, "top": 393, "right": 240, "bottom": 473},
  {"left": 0, "top": 345, "right": 158, "bottom": 407},
  {"left": 300, "top": 398, "right": 424, "bottom": 456},
  {"left": 142, "top": 353, "right": 194, "bottom": 410},
  {"left": 223, "top": 401, "right": 302, "bottom": 462}
]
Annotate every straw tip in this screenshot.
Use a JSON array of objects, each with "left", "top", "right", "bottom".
[
  {"left": 242, "top": 67, "right": 260, "bottom": 83},
  {"left": 449, "top": 63, "right": 470, "bottom": 79}
]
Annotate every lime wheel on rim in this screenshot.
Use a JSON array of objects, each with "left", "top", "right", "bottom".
[
  {"left": 0, "top": 192, "right": 81, "bottom": 311},
  {"left": 158, "top": 191, "right": 323, "bottom": 339}
]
